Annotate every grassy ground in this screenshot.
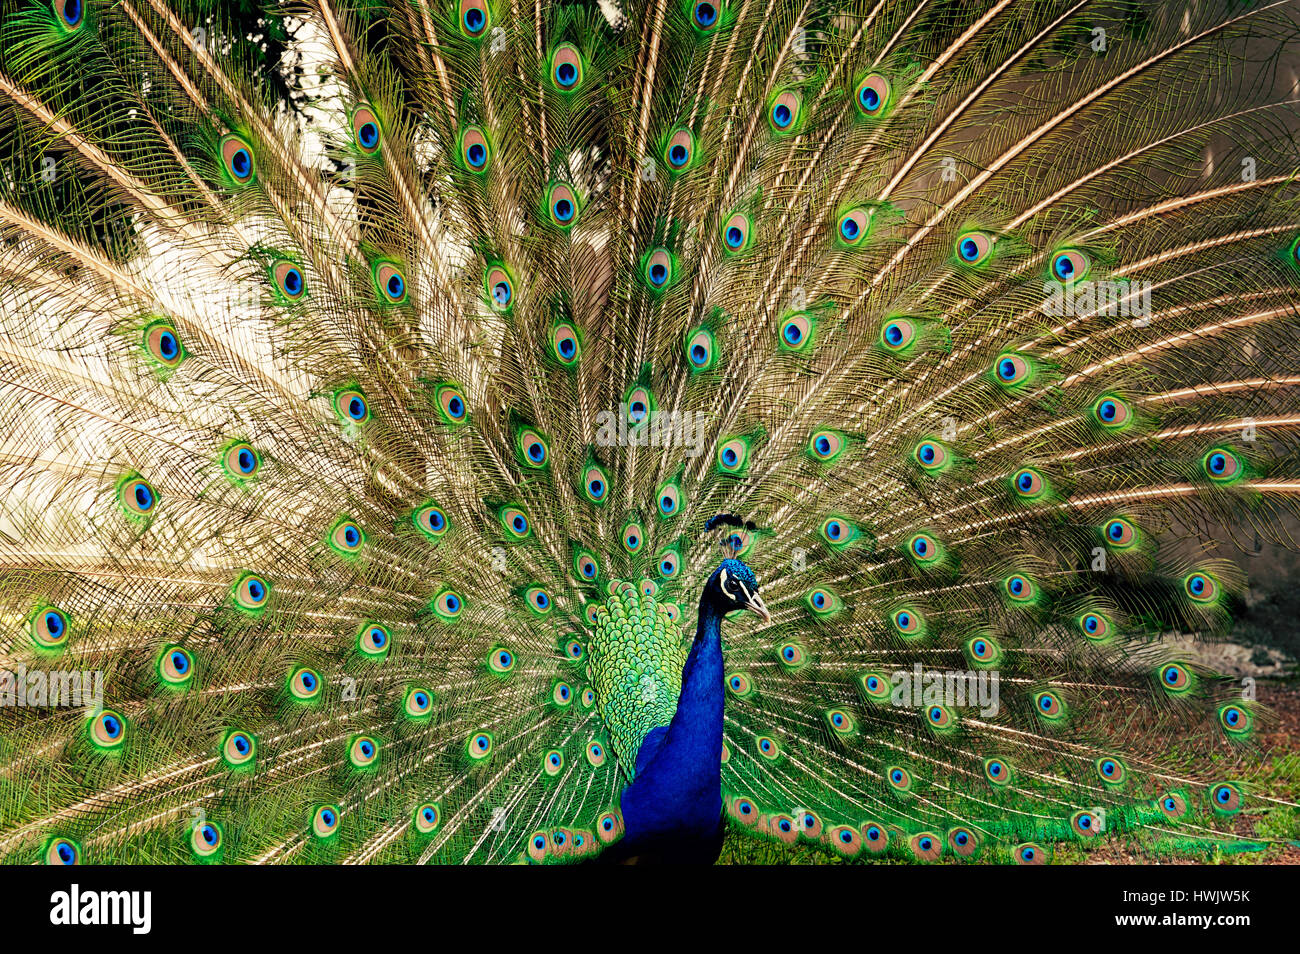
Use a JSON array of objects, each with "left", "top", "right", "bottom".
[{"left": 715, "top": 679, "right": 1300, "bottom": 865}]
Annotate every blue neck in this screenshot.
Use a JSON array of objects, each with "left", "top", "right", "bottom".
[{"left": 618, "top": 596, "right": 725, "bottom": 852}]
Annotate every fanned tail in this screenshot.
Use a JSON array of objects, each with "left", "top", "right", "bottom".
[{"left": 0, "top": 0, "right": 1297, "bottom": 865}]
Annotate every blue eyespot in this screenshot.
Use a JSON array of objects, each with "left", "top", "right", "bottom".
[
  {"left": 693, "top": 1, "right": 717, "bottom": 28},
  {"left": 772, "top": 103, "right": 791, "bottom": 127},
  {"left": 556, "top": 62, "right": 577, "bottom": 87},
  {"left": 960, "top": 238, "right": 981, "bottom": 261},
  {"left": 859, "top": 87, "right": 879, "bottom": 111},
  {"left": 348, "top": 396, "right": 367, "bottom": 420},
  {"left": 668, "top": 145, "right": 688, "bottom": 167},
  {"left": 589, "top": 479, "right": 604, "bottom": 498},
  {"left": 553, "top": 198, "right": 573, "bottom": 221},
  {"left": 157, "top": 331, "right": 177, "bottom": 359}
]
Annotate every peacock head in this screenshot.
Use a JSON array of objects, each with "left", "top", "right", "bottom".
[{"left": 704, "top": 558, "right": 771, "bottom": 622}]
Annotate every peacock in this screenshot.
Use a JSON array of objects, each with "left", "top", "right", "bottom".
[{"left": 0, "top": 0, "right": 1298, "bottom": 867}]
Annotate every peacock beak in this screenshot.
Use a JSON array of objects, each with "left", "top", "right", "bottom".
[{"left": 743, "top": 592, "right": 772, "bottom": 623}]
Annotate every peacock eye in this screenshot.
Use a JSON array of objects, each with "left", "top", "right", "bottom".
[
  {"left": 485, "top": 265, "right": 513, "bottom": 311},
  {"left": 721, "top": 212, "right": 752, "bottom": 254},
  {"left": 854, "top": 73, "right": 890, "bottom": 116},
  {"left": 352, "top": 105, "right": 382, "bottom": 154},
  {"left": 459, "top": 0, "right": 490, "bottom": 38},
  {"left": 144, "top": 320, "right": 185, "bottom": 368},
  {"left": 663, "top": 129, "right": 695, "bottom": 172},
  {"left": 220, "top": 134, "right": 256, "bottom": 185},
  {"left": 375, "top": 263, "right": 407, "bottom": 304},
  {"left": 335, "top": 388, "right": 369, "bottom": 424},
  {"left": 461, "top": 125, "right": 491, "bottom": 171},
  {"left": 642, "top": 248, "right": 674, "bottom": 288},
  {"left": 55, "top": 0, "right": 83, "bottom": 30},
  {"left": 769, "top": 91, "right": 800, "bottom": 133},
  {"left": 551, "top": 44, "right": 583, "bottom": 90},
  {"left": 692, "top": 0, "right": 719, "bottom": 31},
  {"left": 956, "top": 230, "right": 993, "bottom": 264},
  {"left": 1051, "top": 249, "right": 1090, "bottom": 283}
]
